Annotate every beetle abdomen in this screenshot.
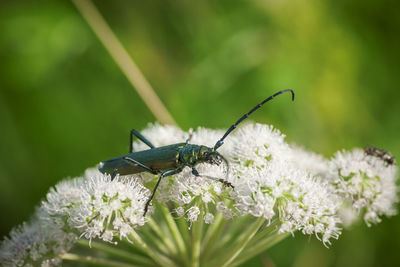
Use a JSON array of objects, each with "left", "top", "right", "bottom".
[{"left": 98, "top": 143, "right": 185, "bottom": 176}]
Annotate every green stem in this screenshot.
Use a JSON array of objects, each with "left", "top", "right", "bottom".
[
  {"left": 176, "top": 211, "right": 190, "bottom": 246},
  {"left": 129, "top": 230, "right": 177, "bottom": 267},
  {"left": 245, "top": 219, "right": 280, "bottom": 247},
  {"left": 134, "top": 227, "right": 171, "bottom": 256},
  {"left": 200, "top": 213, "right": 226, "bottom": 261},
  {"left": 191, "top": 212, "right": 204, "bottom": 267},
  {"left": 77, "top": 239, "right": 154, "bottom": 266},
  {"left": 231, "top": 232, "right": 290, "bottom": 267},
  {"left": 147, "top": 217, "right": 178, "bottom": 255},
  {"left": 212, "top": 215, "right": 251, "bottom": 253},
  {"left": 71, "top": 0, "right": 176, "bottom": 125},
  {"left": 61, "top": 253, "right": 138, "bottom": 267},
  {"left": 213, "top": 217, "right": 265, "bottom": 267},
  {"left": 160, "top": 205, "right": 188, "bottom": 263}
]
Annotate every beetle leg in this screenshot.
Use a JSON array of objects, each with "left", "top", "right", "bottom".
[
  {"left": 143, "top": 168, "right": 182, "bottom": 216},
  {"left": 130, "top": 129, "right": 155, "bottom": 153},
  {"left": 192, "top": 168, "right": 234, "bottom": 189},
  {"left": 123, "top": 157, "right": 158, "bottom": 175},
  {"left": 111, "top": 169, "right": 119, "bottom": 180}
]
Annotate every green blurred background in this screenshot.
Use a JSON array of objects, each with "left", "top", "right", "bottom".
[{"left": 0, "top": 0, "right": 399, "bottom": 266}]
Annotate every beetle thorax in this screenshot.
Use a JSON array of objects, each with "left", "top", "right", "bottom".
[{"left": 179, "top": 145, "right": 211, "bottom": 167}]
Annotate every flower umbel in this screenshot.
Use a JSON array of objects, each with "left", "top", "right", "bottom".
[
  {"left": 45, "top": 173, "right": 150, "bottom": 243},
  {"left": 228, "top": 124, "right": 341, "bottom": 246},
  {"left": 1, "top": 123, "right": 398, "bottom": 267},
  {"left": 0, "top": 173, "right": 150, "bottom": 266},
  {"left": 328, "top": 148, "right": 398, "bottom": 226}
]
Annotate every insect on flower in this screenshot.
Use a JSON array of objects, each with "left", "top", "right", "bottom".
[
  {"left": 98, "top": 89, "right": 295, "bottom": 216},
  {"left": 364, "top": 146, "right": 396, "bottom": 165}
]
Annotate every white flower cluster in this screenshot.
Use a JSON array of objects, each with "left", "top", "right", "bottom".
[
  {"left": 0, "top": 173, "right": 149, "bottom": 266},
  {"left": 1, "top": 123, "right": 398, "bottom": 265},
  {"left": 44, "top": 173, "right": 149, "bottom": 242},
  {"left": 328, "top": 149, "right": 398, "bottom": 225},
  {"left": 289, "top": 145, "right": 330, "bottom": 178},
  {"left": 228, "top": 124, "right": 341, "bottom": 245},
  {"left": 0, "top": 218, "right": 75, "bottom": 267}
]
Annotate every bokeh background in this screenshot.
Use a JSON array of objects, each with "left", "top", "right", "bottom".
[{"left": 1, "top": 0, "right": 399, "bottom": 266}]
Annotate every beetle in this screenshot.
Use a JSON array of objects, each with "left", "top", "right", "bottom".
[
  {"left": 364, "top": 146, "right": 396, "bottom": 165},
  {"left": 98, "top": 89, "right": 295, "bottom": 216}
]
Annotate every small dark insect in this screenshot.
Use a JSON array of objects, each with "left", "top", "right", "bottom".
[
  {"left": 98, "top": 89, "right": 295, "bottom": 216},
  {"left": 364, "top": 146, "right": 396, "bottom": 165}
]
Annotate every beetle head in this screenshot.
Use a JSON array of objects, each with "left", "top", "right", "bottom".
[{"left": 204, "top": 150, "right": 223, "bottom": 165}]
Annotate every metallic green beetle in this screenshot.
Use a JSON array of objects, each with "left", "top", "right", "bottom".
[{"left": 99, "top": 89, "right": 294, "bottom": 216}]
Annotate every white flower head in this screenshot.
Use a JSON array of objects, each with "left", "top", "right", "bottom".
[
  {"left": 175, "top": 206, "right": 185, "bottom": 217},
  {"left": 43, "top": 172, "right": 150, "bottom": 243},
  {"left": 289, "top": 145, "right": 330, "bottom": 178},
  {"left": 328, "top": 148, "right": 398, "bottom": 226},
  {"left": 186, "top": 206, "right": 201, "bottom": 222},
  {"left": 228, "top": 123, "right": 291, "bottom": 171},
  {"left": 204, "top": 213, "right": 215, "bottom": 224},
  {"left": 232, "top": 166, "right": 341, "bottom": 245},
  {"left": 0, "top": 212, "right": 76, "bottom": 267},
  {"left": 226, "top": 123, "right": 342, "bottom": 244},
  {"left": 216, "top": 201, "right": 234, "bottom": 219}
]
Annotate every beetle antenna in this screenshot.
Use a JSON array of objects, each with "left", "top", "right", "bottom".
[{"left": 214, "top": 89, "right": 294, "bottom": 150}]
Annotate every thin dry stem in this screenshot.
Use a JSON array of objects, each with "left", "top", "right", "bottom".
[{"left": 71, "top": 0, "right": 176, "bottom": 125}]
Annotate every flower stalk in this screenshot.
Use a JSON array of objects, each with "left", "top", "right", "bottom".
[
  {"left": 61, "top": 253, "right": 138, "bottom": 267},
  {"left": 160, "top": 205, "right": 188, "bottom": 262},
  {"left": 219, "top": 217, "right": 265, "bottom": 267},
  {"left": 232, "top": 231, "right": 290, "bottom": 266},
  {"left": 76, "top": 239, "right": 154, "bottom": 265},
  {"left": 190, "top": 210, "right": 203, "bottom": 267}
]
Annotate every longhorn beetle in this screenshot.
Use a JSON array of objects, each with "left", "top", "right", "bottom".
[{"left": 98, "top": 89, "right": 295, "bottom": 216}]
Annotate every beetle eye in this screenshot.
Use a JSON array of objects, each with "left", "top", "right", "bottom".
[{"left": 207, "top": 153, "right": 221, "bottom": 165}]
